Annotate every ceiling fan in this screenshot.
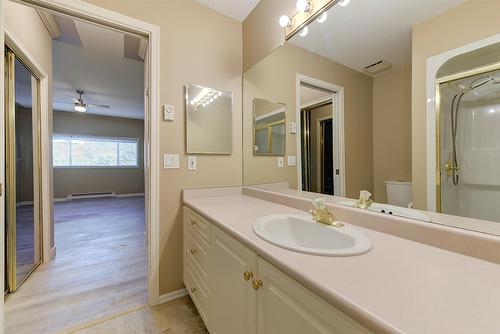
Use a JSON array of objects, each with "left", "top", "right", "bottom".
[{"left": 55, "top": 90, "right": 110, "bottom": 112}]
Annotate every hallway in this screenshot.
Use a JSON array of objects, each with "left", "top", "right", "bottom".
[{"left": 5, "top": 196, "right": 147, "bottom": 334}]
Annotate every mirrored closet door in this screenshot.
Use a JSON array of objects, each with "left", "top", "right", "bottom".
[{"left": 4, "top": 47, "right": 42, "bottom": 296}]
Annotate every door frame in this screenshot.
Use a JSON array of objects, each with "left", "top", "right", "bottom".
[
  {"left": 1, "top": 0, "right": 162, "bottom": 313},
  {"left": 4, "top": 28, "right": 46, "bottom": 294},
  {"left": 296, "top": 74, "right": 345, "bottom": 197}
]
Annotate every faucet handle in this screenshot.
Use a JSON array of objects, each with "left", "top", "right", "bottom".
[
  {"left": 312, "top": 197, "right": 326, "bottom": 210},
  {"left": 354, "top": 190, "right": 373, "bottom": 209}
]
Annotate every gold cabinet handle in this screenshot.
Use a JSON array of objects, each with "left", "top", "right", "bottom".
[
  {"left": 190, "top": 219, "right": 197, "bottom": 226},
  {"left": 190, "top": 248, "right": 197, "bottom": 255},
  {"left": 243, "top": 271, "right": 253, "bottom": 281},
  {"left": 190, "top": 286, "right": 197, "bottom": 293},
  {"left": 252, "top": 279, "right": 263, "bottom": 290}
]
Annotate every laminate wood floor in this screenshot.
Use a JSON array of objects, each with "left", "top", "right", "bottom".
[
  {"left": 5, "top": 197, "right": 148, "bottom": 334},
  {"left": 74, "top": 296, "right": 208, "bottom": 334}
]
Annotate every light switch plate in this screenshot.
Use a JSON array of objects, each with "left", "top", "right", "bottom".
[
  {"left": 278, "top": 157, "right": 285, "bottom": 168},
  {"left": 163, "top": 154, "right": 179, "bottom": 169},
  {"left": 287, "top": 155, "right": 296, "bottom": 167},
  {"left": 289, "top": 122, "right": 297, "bottom": 134},
  {"left": 163, "top": 105, "right": 174, "bottom": 121},
  {"left": 188, "top": 156, "right": 197, "bottom": 170}
]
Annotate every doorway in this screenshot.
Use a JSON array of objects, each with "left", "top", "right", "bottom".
[
  {"left": 297, "top": 74, "right": 345, "bottom": 196},
  {"left": 3, "top": 47, "right": 42, "bottom": 297}
]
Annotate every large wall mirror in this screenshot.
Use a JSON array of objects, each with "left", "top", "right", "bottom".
[
  {"left": 242, "top": 0, "right": 500, "bottom": 236},
  {"left": 186, "top": 84, "right": 232, "bottom": 154}
]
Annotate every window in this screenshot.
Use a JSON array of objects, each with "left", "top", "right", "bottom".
[{"left": 53, "top": 135, "right": 139, "bottom": 167}]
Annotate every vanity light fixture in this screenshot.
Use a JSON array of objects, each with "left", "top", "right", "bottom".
[
  {"left": 296, "top": 0, "right": 312, "bottom": 13},
  {"left": 279, "top": 14, "right": 292, "bottom": 28},
  {"left": 299, "top": 26, "right": 309, "bottom": 37},
  {"left": 316, "top": 12, "right": 328, "bottom": 23},
  {"left": 339, "top": 0, "right": 351, "bottom": 7}
]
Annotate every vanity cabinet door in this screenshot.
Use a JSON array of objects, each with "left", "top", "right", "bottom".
[
  {"left": 256, "top": 258, "right": 372, "bottom": 334},
  {"left": 210, "top": 225, "right": 258, "bottom": 334}
]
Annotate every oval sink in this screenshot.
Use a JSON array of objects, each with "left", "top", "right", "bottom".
[{"left": 253, "top": 214, "right": 372, "bottom": 256}]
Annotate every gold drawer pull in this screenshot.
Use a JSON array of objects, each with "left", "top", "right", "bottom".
[
  {"left": 190, "top": 219, "right": 197, "bottom": 226},
  {"left": 252, "top": 280, "right": 263, "bottom": 290},
  {"left": 243, "top": 271, "right": 253, "bottom": 281},
  {"left": 190, "top": 248, "right": 197, "bottom": 255},
  {"left": 190, "top": 287, "right": 197, "bottom": 293}
]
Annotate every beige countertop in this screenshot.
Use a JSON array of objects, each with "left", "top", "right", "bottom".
[{"left": 183, "top": 188, "right": 500, "bottom": 334}]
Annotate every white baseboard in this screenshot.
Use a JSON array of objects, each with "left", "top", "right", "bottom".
[
  {"left": 116, "top": 193, "right": 145, "bottom": 198},
  {"left": 158, "top": 288, "right": 188, "bottom": 304},
  {"left": 44, "top": 245, "right": 56, "bottom": 263},
  {"left": 54, "top": 192, "right": 145, "bottom": 202}
]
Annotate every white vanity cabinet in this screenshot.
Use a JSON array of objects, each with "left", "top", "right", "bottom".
[{"left": 183, "top": 206, "right": 372, "bottom": 334}]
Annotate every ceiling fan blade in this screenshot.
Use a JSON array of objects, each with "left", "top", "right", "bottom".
[
  {"left": 53, "top": 100, "right": 75, "bottom": 105},
  {"left": 87, "top": 104, "right": 110, "bottom": 109}
]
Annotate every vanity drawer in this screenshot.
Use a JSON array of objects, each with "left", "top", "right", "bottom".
[
  {"left": 186, "top": 263, "right": 210, "bottom": 326},
  {"left": 184, "top": 206, "right": 210, "bottom": 242},
  {"left": 186, "top": 225, "right": 210, "bottom": 280}
]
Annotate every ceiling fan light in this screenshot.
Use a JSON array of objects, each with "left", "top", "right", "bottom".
[{"left": 74, "top": 105, "right": 86, "bottom": 112}]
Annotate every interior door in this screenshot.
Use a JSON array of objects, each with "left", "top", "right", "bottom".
[
  {"left": 4, "top": 49, "right": 41, "bottom": 294},
  {"left": 320, "top": 118, "right": 334, "bottom": 195}
]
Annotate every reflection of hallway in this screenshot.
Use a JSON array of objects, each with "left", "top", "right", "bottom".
[
  {"left": 15, "top": 204, "right": 36, "bottom": 280},
  {"left": 5, "top": 196, "right": 147, "bottom": 334}
]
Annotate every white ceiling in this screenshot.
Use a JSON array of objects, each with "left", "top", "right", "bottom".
[
  {"left": 194, "top": 0, "right": 260, "bottom": 22},
  {"left": 290, "top": 0, "right": 467, "bottom": 75},
  {"left": 51, "top": 16, "right": 145, "bottom": 119}
]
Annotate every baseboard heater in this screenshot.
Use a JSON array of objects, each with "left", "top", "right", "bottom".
[{"left": 66, "top": 191, "right": 116, "bottom": 200}]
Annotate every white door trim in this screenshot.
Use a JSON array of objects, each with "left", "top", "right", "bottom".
[
  {"left": 425, "top": 33, "right": 500, "bottom": 212},
  {"left": 0, "top": 0, "right": 5, "bottom": 330},
  {"left": 296, "top": 74, "right": 345, "bottom": 197},
  {"left": 2, "top": 0, "right": 161, "bottom": 308}
]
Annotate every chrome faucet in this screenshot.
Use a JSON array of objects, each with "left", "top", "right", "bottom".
[
  {"left": 309, "top": 198, "right": 344, "bottom": 228},
  {"left": 354, "top": 190, "right": 373, "bottom": 209}
]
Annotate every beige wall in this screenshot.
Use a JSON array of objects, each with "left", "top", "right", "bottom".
[
  {"left": 5, "top": 1, "right": 54, "bottom": 248},
  {"left": 411, "top": 0, "right": 500, "bottom": 209},
  {"left": 373, "top": 64, "right": 412, "bottom": 203},
  {"left": 52, "top": 111, "right": 145, "bottom": 198},
  {"left": 243, "top": 44, "right": 374, "bottom": 198},
  {"left": 85, "top": 0, "right": 243, "bottom": 296},
  {"left": 243, "top": 0, "right": 295, "bottom": 71}
]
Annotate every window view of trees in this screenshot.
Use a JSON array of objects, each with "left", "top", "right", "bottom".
[{"left": 53, "top": 135, "right": 139, "bottom": 167}]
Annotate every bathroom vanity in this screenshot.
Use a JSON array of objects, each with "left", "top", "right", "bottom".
[{"left": 183, "top": 187, "right": 500, "bottom": 334}]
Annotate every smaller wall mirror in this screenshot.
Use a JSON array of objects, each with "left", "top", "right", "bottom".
[
  {"left": 185, "top": 84, "right": 232, "bottom": 154},
  {"left": 253, "top": 98, "right": 286, "bottom": 156}
]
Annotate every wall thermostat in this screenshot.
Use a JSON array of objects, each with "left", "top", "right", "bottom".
[{"left": 163, "top": 105, "right": 174, "bottom": 121}]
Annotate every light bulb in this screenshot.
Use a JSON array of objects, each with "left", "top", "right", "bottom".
[
  {"left": 296, "top": 0, "right": 311, "bottom": 12},
  {"left": 210, "top": 98, "right": 214, "bottom": 103},
  {"left": 218, "top": 91, "right": 222, "bottom": 96},
  {"left": 279, "top": 15, "right": 291, "bottom": 28},
  {"left": 339, "top": 0, "right": 351, "bottom": 7},
  {"left": 299, "top": 26, "right": 308, "bottom": 37},
  {"left": 316, "top": 12, "right": 327, "bottom": 23},
  {"left": 74, "top": 105, "right": 86, "bottom": 112}
]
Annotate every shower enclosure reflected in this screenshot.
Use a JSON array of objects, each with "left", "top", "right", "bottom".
[
  {"left": 438, "top": 69, "right": 500, "bottom": 222},
  {"left": 4, "top": 48, "right": 41, "bottom": 295}
]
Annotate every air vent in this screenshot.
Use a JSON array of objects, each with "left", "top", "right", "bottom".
[{"left": 363, "top": 60, "right": 392, "bottom": 75}]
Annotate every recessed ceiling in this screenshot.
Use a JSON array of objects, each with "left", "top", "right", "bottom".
[
  {"left": 290, "top": 0, "right": 467, "bottom": 75},
  {"left": 194, "top": 0, "right": 260, "bottom": 22},
  {"left": 44, "top": 13, "right": 146, "bottom": 119}
]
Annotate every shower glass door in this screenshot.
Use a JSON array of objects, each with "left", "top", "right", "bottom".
[
  {"left": 4, "top": 48, "right": 41, "bottom": 295},
  {"left": 439, "top": 69, "right": 500, "bottom": 222}
]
